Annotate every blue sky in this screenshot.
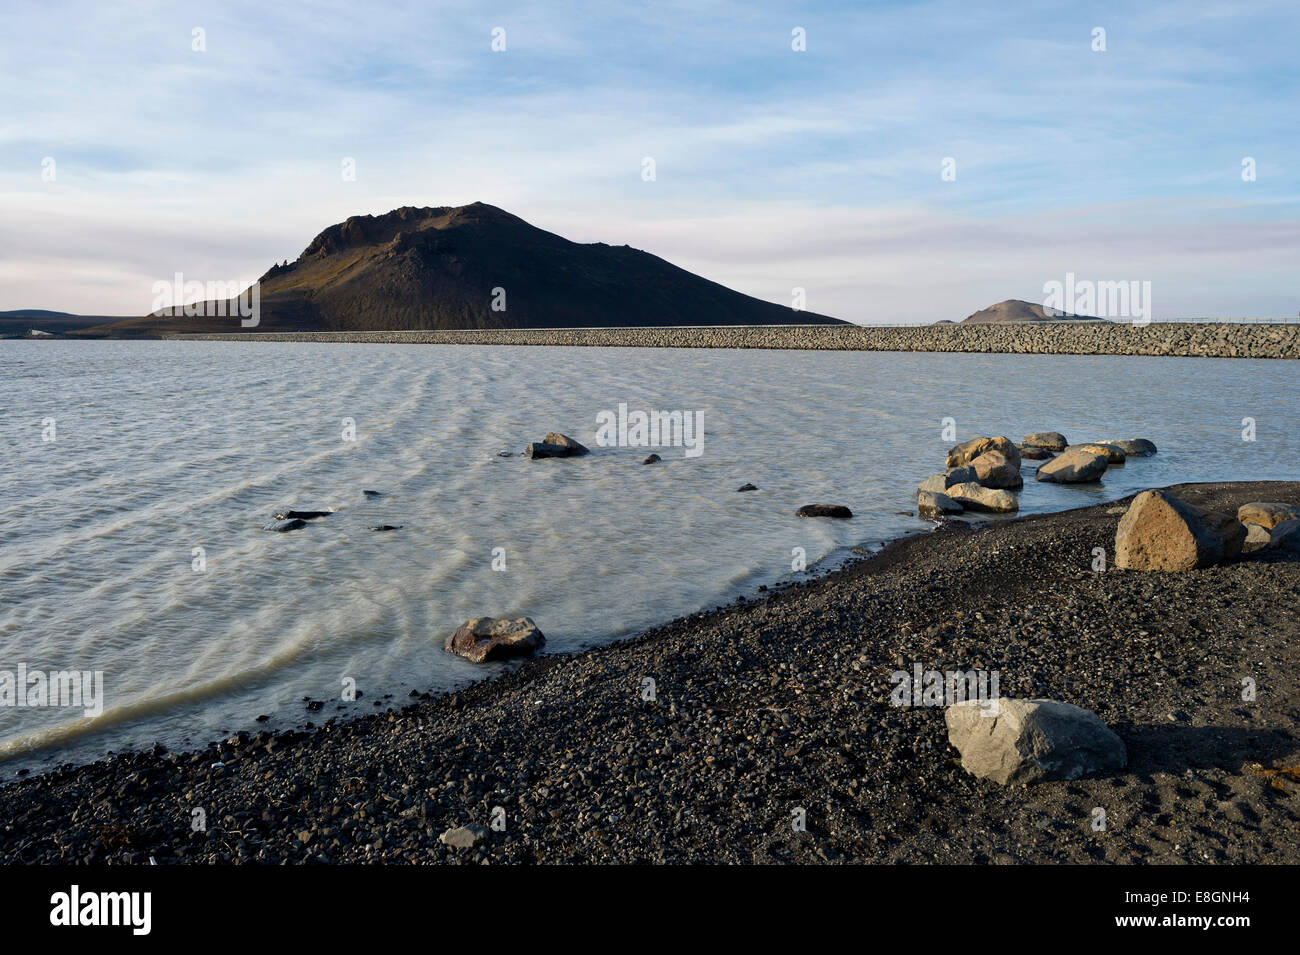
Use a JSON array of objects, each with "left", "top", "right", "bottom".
[{"left": 1, "top": 0, "right": 1296, "bottom": 322}]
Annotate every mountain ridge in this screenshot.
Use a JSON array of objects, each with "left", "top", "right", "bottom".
[{"left": 78, "top": 203, "right": 846, "bottom": 336}]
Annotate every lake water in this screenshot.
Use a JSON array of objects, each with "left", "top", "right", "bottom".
[{"left": 1, "top": 341, "right": 1296, "bottom": 773}]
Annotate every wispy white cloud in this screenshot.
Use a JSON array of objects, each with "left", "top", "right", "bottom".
[{"left": 1, "top": 0, "right": 1295, "bottom": 320}]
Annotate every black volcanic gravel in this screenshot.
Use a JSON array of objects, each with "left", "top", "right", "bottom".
[{"left": 1, "top": 481, "right": 1297, "bottom": 864}]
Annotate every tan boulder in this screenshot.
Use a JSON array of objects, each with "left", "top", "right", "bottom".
[
  {"left": 1035, "top": 448, "right": 1108, "bottom": 483},
  {"left": 947, "top": 482, "right": 1018, "bottom": 513},
  {"left": 917, "top": 466, "right": 976, "bottom": 494},
  {"left": 1071, "top": 442, "right": 1127, "bottom": 464},
  {"left": 971, "top": 450, "right": 1023, "bottom": 489},
  {"left": 1236, "top": 501, "right": 1300, "bottom": 530},
  {"left": 1114, "top": 490, "right": 1245, "bottom": 571},
  {"left": 1022, "top": 431, "right": 1068, "bottom": 452},
  {"left": 946, "top": 436, "right": 1021, "bottom": 470}
]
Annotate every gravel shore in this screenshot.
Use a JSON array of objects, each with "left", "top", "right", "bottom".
[
  {"left": 160, "top": 323, "right": 1300, "bottom": 359},
  {"left": 2, "top": 481, "right": 1297, "bottom": 864}
]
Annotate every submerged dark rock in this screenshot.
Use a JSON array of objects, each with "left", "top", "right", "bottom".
[
  {"left": 797, "top": 504, "right": 853, "bottom": 518},
  {"left": 265, "top": 518, "right": 309, "bottom": 532},
  {"left": 526, "top": 433, "right": 590, "bottom": 459}
]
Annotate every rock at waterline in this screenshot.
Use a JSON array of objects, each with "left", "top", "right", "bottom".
[
  {"left": 265, "top": 518, "right": 308, "bottom": 532},
  {"left": 917, "top": 466, "right": 976, "bottom": 494},
  {"left": 946, "top": 436, "right": 1021, "bottom": 470},
  {"left": 1035, "top": 447, "right": 1108, "bottom": 483},
  {"left": 971, "top": 450, "right": 1023, "bottom": 490},
  {"left": 1267, "top": 519, "right": 1300, "bottom": 554},
  {"left": 439, "top": 823, "right": 489, "bottom": 849},
  {"left": 796, "top": 504, "right": 852, "bottom": 518},
  {"left": 1071, "top": 442, "right": 1127, "bottom": 465},
  {"left": 643, "top": 453, "right": 661, "bottom": 464},
  {"left": 526, "top": 432, "right": 590, "bottom": 458},
  {"left": 1022, "top": 431, "right": 1068, "bottom": 452},
  {"left": 917, "top": 490, "right": 962, "bottom": 517},
  {"left": 945, "top": 482, "right": 1018, "bottom": 514},
  {"left": 1237, "top": 501, "right": 1300, "bottom": 530},
  {"left": 444, "top": 616, "right": 545, "bottom": 664},
  {"left": 1103, "top": 438, "right": 1157, "bottom": 457},
  {"left": 1114, "top": 489, "right": 1246, "bottom": 571},
  {"left": 1017, "top": 445, "right": 1054, "bottom": 460},
  {"left": 945, "top": 698, "right": 1127, "bottom": 786},
  {"left": 737, "top": 483, "right": 758, "bottom": 492},
  {"left": 274, "top": 509, "right": 334, "bottom": 520}
]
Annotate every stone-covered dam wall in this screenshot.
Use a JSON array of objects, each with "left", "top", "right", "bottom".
[{"left": 165, "top": 322, "right": 1300, "bottom": 359}]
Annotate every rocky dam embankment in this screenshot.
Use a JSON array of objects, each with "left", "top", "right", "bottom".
[{"left": 164, "top": 322, "right": 1300, "bottom": 358}]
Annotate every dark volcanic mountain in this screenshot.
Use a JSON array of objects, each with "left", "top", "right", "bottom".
[{"left": 81, "top": 203, "right": 844, "bottom": 335}]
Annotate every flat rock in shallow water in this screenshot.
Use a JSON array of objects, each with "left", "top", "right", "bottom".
[
  {"left": 1103, "top": 438, "right": 1157, "bottom": 456},
  {"left": 796, "top": 504, "right": 852, "bottom": 518},
  {"left": 1022, "top": 431, "right": 1068, "bottom": 452},
  {"left": 946, "top": 482, "right": 1017, "bottom": 513},
  {"left": 1035, "top": 448, "right": 1108, "bottom": 483},
  {"left": 945, "top": 698, "right": 1127, "bottom": 786},
  {"left": 445, "top": 616, "right": 546, "bottom": 664},
  {"left": 1237, "top": 501, "right": 1300, "bottom": 530},
  {"left": 1114, "top": 489, "right": 1245, "bottom": 571}
]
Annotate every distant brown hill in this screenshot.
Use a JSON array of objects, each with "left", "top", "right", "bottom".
[
  {"left": 959, "top": 299, "right": 1105, "bottom": 324},
  {"left": 78, "top": 203, "right": 845, "bottom": 336}
]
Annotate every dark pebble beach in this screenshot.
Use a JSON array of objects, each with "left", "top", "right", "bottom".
[{"left": 2, "top": 480, "right": 1297, "bottom": 864}]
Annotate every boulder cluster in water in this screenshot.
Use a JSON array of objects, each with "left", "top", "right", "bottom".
[{"left": 916, "top": 431, "right": 1158, "bottom": 519}]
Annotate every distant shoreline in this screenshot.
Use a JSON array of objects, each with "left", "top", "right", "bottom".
[{"left": 93, "top": 321, "right": 1300, "bottom": 359}]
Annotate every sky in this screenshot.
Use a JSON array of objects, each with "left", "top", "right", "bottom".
[{"left": 1, "top": 0, "right": 1296, "bottom": 323}]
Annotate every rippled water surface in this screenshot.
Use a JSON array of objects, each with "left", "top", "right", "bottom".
[{"left": 1, "top": 340, "right": 1296, "bottom": 771}]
